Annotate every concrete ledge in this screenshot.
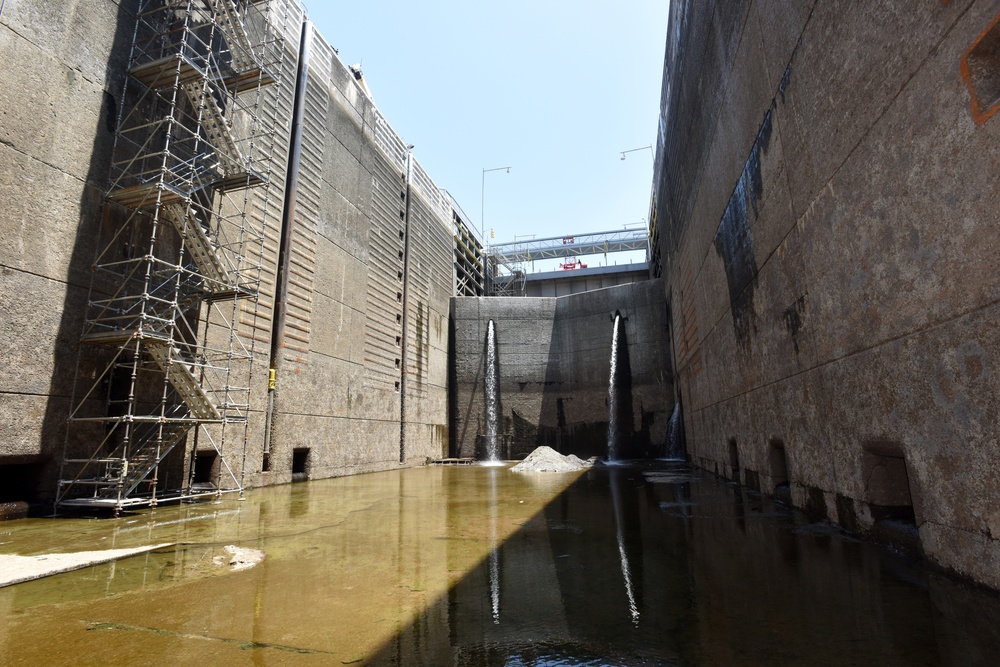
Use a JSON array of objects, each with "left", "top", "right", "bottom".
[{"left": 0, "top": 543, "right": 174, "bottom": 588}]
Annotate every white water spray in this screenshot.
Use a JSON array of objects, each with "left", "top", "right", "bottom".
[
  {"left": 484, "top": 320, "right": 500, "bottom": 462},
  {"left": 664, "top": 402, "right": 684, "bottom": 460},
  {"left": 607, "top": 314, "right": 621, "bottom": 461}
]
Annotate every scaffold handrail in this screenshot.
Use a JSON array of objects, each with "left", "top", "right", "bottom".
[
  {"left": 57, "top": 0, "right": 300, "bottom": 512},
  {"left": 488, "top": 228, "right": 649, "bottom": 264}
]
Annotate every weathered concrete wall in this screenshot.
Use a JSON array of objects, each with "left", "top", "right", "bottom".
[
  {"left": 0, "top": 1, "right": 133, "bottom": 498},
  {"left": 523, "top": 263, "right": 649, "bottom": 297},
  {"left": 451, "top": 280, "right": 673, "bottom": 460},
  {"left": 259, "top": 23, "right": 452, "bottom": 485},
  {"left": 0, "top": 3, "right": 455, "bottom": 500},
  {"left": 653, "top": 0, "right": 1000, "bottom": 588}
]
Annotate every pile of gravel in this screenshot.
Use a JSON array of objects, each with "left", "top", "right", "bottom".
[
  {"left": 510, "top": 446, "right": 592, "bottom": 473},
  {"left": 213, "top": 545, "right": 265, "bottom": 572}
]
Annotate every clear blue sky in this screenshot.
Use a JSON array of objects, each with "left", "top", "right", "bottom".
[{"left": 304, "top": 1, "right": 669, "bottom": 270}]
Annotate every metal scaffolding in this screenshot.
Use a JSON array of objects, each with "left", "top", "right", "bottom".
[
  {"left": 444, "top": 190, "right": 484, "bottom": 297},
  {"left": 487, "top": 256, "right": 527, "bottom": 298},
  {"left": 488, "top": 228, "right": 649, "bottom": 264},
  {"left": 57, "top": 0, "right": 297, "bottom": 512}
]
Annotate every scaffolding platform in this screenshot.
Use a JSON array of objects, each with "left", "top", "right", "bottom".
[
  {"left": 202, "top": 284, "right": 258, "bottom": 302},
  {"left": 212, "top": 168, "right": 266, "bottom": 192},
  {"left": 106, "top": 171, "right": 265, "bottom": 209},
  {"left": 78, "top": 328, "right": 172, "bottom": 346},
  {"left": 58, "top": 0, "right": 299, "bottom": 514},
  {"left": 58, "top": 488, "right": 224, "bottom": 511},
  {"left": 225, "top": 66, "right": 277, "bottom": 94},
  {"left": 131, "top": 54, "right": 277, "bottom": 95},
  {"left": 106, "top": 181, "right": 189, "bottom": 209},
  {"left": 128, "top": 54, "right": 206, "bottom": 91}
]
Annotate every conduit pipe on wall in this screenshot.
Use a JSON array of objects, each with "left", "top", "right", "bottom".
[
  {"left": 264, "top": 19, "right": 311, "bottom": 466},
  {"left": 399, "top": 146, "right": 414, "bottom": 464}
]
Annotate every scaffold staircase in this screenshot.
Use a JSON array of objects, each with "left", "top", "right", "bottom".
[
  {"left": 113, "top": 422, "right": 193, "bottom": 499},
  {"left": 146, "top": 340, "right": 222, "bottom": 421},
  {"left": 161, "top": 201, "right": 235, "bottom": 291},
  {"left": 57, "top": 0, "right": 297, "bottom": 512},
  {"left": 216, "top": 0, "right": 257, "bottom": 73},
  {"left": 180, "top": 79, "right": 246, "bottom": 176}
]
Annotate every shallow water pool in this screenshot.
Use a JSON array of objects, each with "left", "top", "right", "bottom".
[{"left": 1, "top": 462, "right": 998, "bottom": 665}]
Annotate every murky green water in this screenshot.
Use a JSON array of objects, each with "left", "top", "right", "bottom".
[{"left": 1, "top": 463, "right": 998, "bottom": 665}]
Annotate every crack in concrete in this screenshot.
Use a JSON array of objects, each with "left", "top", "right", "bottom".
[
  {"left": 0, "top": 134, "right": 89, "bottom": 185},
  {"left": 690, "top": 292, "right": 1000, "bottom": 414},
  {"left": 0, "top": 262, "right": 79, "bottom": 290},
  {"left": 86, "top": 622, "right": 338, "bottom": 656}
]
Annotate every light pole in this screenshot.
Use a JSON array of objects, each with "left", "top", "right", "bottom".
[
  {"left": 399, "top": 143, "right": 414, "bottom": 464},
  {"left": 619, "top": 148, "right": 654, "bottom": 269},
  {"left": 620, "top": 145, "right": 653, "bottom": 161},
  {"left": 481, "top": 166, "right": 511, "bottom": 245}
]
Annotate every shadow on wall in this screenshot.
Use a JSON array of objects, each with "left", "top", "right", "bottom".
[
  {"left": 533, "top": 299, "right": 667, "bottom": 461},
  {"left": 530, "top": 311, "right": 640, "bottom": 460},
  {"left": 449, "top": 301, "right": 484, "bottom": 457},
  {"left": 33, "top": 3, "right": 136, "bottom": 507}
]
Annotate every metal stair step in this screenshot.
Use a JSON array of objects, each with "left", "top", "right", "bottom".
[
  {"left": 161, "top": 202, "right": 236, "bottom": 289},
  {"left": 144, "top": 340, "right": 221, "bottom": 420}
]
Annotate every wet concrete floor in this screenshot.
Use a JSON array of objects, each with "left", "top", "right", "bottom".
[{"left": 1, "top": 462, "right": 999, "bottom": 665}]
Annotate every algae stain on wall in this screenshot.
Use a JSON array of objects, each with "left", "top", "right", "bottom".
[{"left": 714, "top": 110, "right": 774, "bottom": 348}]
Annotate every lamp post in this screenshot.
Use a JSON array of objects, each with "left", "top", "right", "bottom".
[
  {"left": 399, "top": 143, "right": 414, "bottom": 464},
  {"left": 481, "top": 166, "right": 511, "bottom": 246},
  {"left": 620, "top": 145, "right": 653, "bottom": 161},
  {"left": 620, "top": 148, "right": 654, "bottom": 270}
]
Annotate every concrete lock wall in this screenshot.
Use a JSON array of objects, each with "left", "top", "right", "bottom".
[
  {"left": 0, "top": 2, "right": 453, "bottom": 501},
  {"left": 652, "top": 0, "right": 1000, "bottom": 588},
  {"left": 259, "top": 23, "right": 452, "bottom": 485},
  {"left": 0, "top": 2, "right": 136, "bottom": 498},
  {"left": 451, "top": 280, "right": 673, "bottom": 460}
]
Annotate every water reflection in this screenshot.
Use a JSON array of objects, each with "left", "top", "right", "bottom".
[
  {"left": 489, "top": 468, "right": 501, "bottom": 624},
  {"left": 609, "top": 469, "right": 640, "bottom": 626},
  {"left": 380, "top": 462, "right": 1000, "bottom": 666},
  {"left": 0, "top": 463, "right": 999, "bottom": 665}
]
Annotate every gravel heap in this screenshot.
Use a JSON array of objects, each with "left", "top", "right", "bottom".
[
  {"left": 510, "top": 446, "right": 592, "bottom": 473},
  {"left": 213, "top": 545, "right": 265, "bottom": 572}
]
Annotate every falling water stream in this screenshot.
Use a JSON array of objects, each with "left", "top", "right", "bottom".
[
  {"left": 484, "top": 320, "right": 501, "bottom": 462},
  {"left": 607, "top": 314, "right": 622, "bottom": 461},
  {"left": 664, "top": 402, "right": 684, "bottom": 460},
  {"left": 488, "top": 469, "right": 501, "bottom": 624}
]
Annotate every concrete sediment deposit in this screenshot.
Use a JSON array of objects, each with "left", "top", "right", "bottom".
[{"left": 510, "top": 446, "right": 591, "bottom": 473}]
